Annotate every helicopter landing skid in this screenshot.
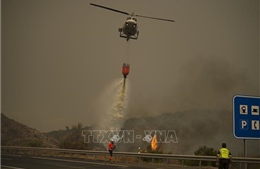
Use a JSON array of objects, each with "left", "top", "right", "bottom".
[{"left": 119, "top": 33, "right": 138, "bottom": 41}]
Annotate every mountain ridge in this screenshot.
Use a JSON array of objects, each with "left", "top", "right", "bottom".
[{"left": 1, "top": 113, "right": 58, "bottom": 148}]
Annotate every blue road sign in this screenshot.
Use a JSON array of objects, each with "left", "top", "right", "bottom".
[{"left": 233, "top": 95, "right": 260, "bottom": 139}]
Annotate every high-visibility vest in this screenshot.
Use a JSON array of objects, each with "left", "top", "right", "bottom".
[{"left": 218, "top": 148, "right": 230, "bottom": 159}]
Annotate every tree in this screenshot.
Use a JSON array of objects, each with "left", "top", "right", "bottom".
[
  {"left": 194, "top": 145, "right": 217, "bottom": 156},
  {"left": 59, "top": 123, "right": 88, "bottom": 150},
  {"left": 184, "top": 146, "right": 217, "bottom": 166}
]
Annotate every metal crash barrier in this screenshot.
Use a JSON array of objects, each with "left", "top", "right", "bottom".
[{"left": 2, "top": 146, "right": 260, "bottom": 169}]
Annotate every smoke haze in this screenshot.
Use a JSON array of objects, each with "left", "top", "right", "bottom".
[{"left": 1, "top": 0, "right": 259, "bottom": 156}]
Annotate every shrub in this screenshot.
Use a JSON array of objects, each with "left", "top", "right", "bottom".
[{"left": 184, "top": 146, "right": 217, "bottom": 166}]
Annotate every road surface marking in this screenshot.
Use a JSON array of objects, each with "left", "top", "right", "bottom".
[
  {"left": 53, "top": 164, "right": 84, "bottom": 169},
  {"left": 1, "top": 165, "right": 25, "bottom": 169},
  {"left": 33, "top": 157, "right": 128, "bottom": 168},
  {"left": 1, "top": 158, "right": 13, "bottom": 160},
  {"left": 2, "top": 154, "right": 22, "bottom": 157}
]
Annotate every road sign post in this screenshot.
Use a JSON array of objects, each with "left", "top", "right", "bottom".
[{"left": 233, "top": 95, "right": 260, "bottom": 169}]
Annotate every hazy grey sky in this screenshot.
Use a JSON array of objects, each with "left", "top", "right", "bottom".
[{"left": 2, "top": 0, "right": 259, "bottom": 133}]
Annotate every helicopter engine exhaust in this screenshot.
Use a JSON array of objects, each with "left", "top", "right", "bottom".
[{"left": 122, "top": 63, "right": 130, "bottom": 79}]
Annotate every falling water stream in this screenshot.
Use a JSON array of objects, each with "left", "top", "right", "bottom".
[{"left": 94, "top": 78, "right": 129, "bottom": 148}]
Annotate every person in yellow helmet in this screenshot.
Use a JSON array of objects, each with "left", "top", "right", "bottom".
[{"left": 216, "top": 143, "right": 232, "bottom": 169}]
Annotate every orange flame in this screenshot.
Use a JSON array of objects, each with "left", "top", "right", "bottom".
[{"left": 151, "top": 135, "right": 157, "bottom": 150}]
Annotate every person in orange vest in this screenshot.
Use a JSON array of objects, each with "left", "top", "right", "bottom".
[
  {"left": 108, "top": 141, "right": 115, "bottom": 162},
  {"left": 216, "top": 143, "right": 232, "bottom": 169}
]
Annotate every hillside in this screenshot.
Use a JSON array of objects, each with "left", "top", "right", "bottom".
[
  {"left": 120, "top": 109, "right": 259, "bottom": 157},
  {"left": 1, "top": 113, "right": 58, "bottom": 148},
  {"left": 116, "top": 109, "right": 226, "bottom": 154},
  {"left": 2, "top": 111, "right": 259, "bottom": 157},
  {"left": 45, "top": 124, "right": 105, "bottom": 150},
  {"left": 45, "top": 125, "right": 90, "bottom": 141}
]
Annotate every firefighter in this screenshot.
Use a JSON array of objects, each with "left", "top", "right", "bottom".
[
  {"left": 108, "top": 141, "right": 115, "bottom": 162},
  {"left": 216, "top": 143, "right": 232, "bottom": 169}
]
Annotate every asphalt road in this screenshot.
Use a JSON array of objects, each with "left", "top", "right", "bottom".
[{"left": 1, "top": 154, "right": 181, "bottom": 169}]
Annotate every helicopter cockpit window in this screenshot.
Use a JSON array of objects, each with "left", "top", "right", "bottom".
[{"left": 133, "top": 18, "right": 137, "bottom": 21}]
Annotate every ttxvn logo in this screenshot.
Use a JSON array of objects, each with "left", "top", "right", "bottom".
[{"left": 82, "top": 130, "right": 178, "bottom": 144}]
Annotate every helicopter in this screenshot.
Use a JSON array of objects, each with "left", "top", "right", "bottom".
[{"left": 90, "top": 3, "right": 175, "bottom": 41}]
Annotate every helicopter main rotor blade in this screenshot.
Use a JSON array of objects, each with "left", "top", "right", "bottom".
[
  {"left": 90, "top": 3, "right": 129, "bottom": 16},
  {"left": 135, "top": 14, "right": 175, "bottom": 22}
]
